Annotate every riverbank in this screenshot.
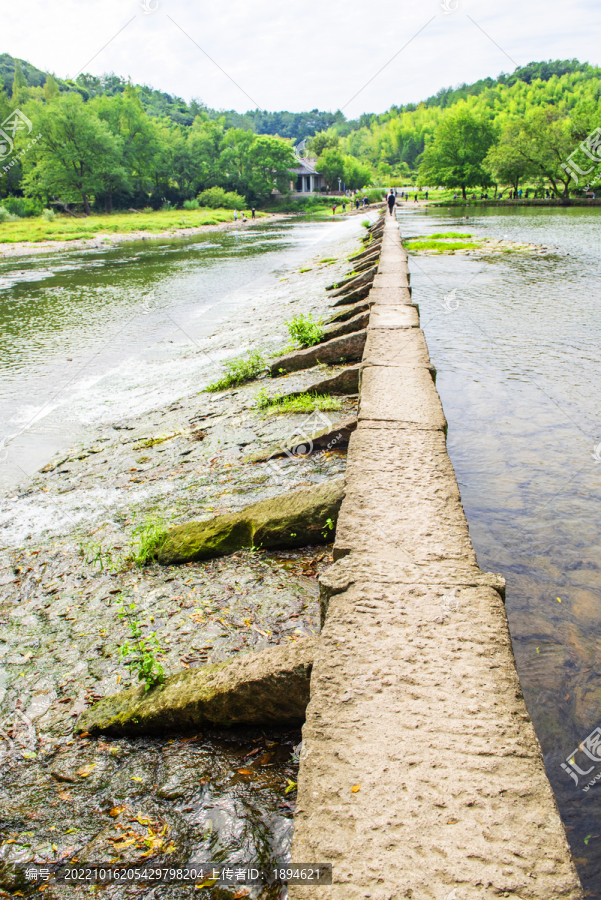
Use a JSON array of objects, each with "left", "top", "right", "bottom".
[
  {"left": 0, "top": 213, "right": 376, "bottom": 897},
  {"left": 0, "top": 210, "right": 283, "bottom": 259}
]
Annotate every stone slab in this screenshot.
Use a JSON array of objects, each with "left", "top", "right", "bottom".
[
  {"left": 363, "top": 328, "right": 431, "bottom": 368},
  {"left": 367, "top": 285, "right": 412, "bottom": 304},
  {"left": 334, "top": 426, "right": 477, "bottom": 566},
  {"left": 359, "top": 364, "right": 447, "bottom": 430},
  {"left": 368, "top": 305, "right": 419, "bottom": 329},
  {"left": 290, "top": 581, "right": 584, "bottom": 900}
]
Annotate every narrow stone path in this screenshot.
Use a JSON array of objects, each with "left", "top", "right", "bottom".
[{"left": 289, "top": 214, "right": 584, "bottom": 899}]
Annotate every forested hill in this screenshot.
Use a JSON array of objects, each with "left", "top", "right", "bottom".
[
  {"left": 0, "top": 51, "right": 592, "bottom": 139},
  {"left": 0, "top": 53, "right": 342, "bottom": 137}
]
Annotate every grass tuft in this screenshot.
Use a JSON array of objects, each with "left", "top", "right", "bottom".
[
  {"left": 205, "top": 350, "right": 267, "bottom": 392},
  {"left": 128, "top": 514, "right": 168, "bottom": 568},
  {"left": 255, "top": 388, "right": 342, "bottom": 414}
]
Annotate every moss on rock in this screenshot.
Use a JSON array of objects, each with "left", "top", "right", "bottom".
[
  {"left": 76, "top": 638, "right": 317, "bottom": 736},
  {"left": 157, "top": 476, "right": 345, "bottom": 565}
]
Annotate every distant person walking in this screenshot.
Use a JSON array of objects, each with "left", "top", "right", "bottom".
[
  {"left": 387, "top": 190, "right": 396, "bottom": 216},
  {"left": 251, "top": 207, "right": 255, "bottom": 220},
  {"left": 234, "top": 209, "right": 238, "bottom": 222},
  {"left": 332, "top": 203, "right": 337, "bottom": 216}
]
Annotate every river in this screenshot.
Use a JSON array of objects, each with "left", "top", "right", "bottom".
[
  {"left": 0, "top": 215, "right": 358, "bottom": 493},
  {"left": 400, "top": 203, "right": 601, "bottom": 894},
  {"left": 2, "top": 206, "right": 600, "bottom": 894}
]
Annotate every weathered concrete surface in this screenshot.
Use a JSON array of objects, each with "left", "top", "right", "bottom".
[
  {"left": 158, "top": 476, "right": 345, "bottom": 564},
  {"left": 289, "top": 212, "right": 584, "bottom": 899},
  {"left": 76, "top": 637, "right": 317, "bottom": 736},
  {"left": 269, "top": 329, "right": 367, "bottom": 375}
]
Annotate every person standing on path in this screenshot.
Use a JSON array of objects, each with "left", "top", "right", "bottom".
[
  {"left": 251, "top": 207, "right": 255, "bottom": 220},
  {"left": 332, "top": 203, "right": 337, "bottom": 216},
  {"left": 234, "top": 209, "right": 238, "bottom": 222},
  {"left": 387, "top": 190, "right": 396, "bottom": 216}
]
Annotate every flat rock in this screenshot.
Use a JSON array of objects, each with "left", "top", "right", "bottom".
[
  {"left": 76, "top": 638, "right": 318, "bottom": 736},
  {"left": 359, "top": 363, "right": 446, "bottom": 430},
  {"left": 269, "top": 330, "right": 367, "bottom": 376},
  {"left": 368, "top": 305, "right": 419, "bottom": 329},
  {"left": 157, "top": 476, "right": 345, "bottom": 564}
]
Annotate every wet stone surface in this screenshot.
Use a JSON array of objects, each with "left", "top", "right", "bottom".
[{"left": 0, "top": 223, "right": 369, "bottom": 898}]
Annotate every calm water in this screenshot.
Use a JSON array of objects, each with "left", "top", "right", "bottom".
[{"left": 400, "top": 204, "right": 601, "bottom": 894}]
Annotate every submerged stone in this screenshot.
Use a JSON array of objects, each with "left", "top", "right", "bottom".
[
  {"left": 75, "top": 638, "right": 317, "bottom": 736},
  {"left": 157, "top": 476, "right": 345, "bottom": 565}
]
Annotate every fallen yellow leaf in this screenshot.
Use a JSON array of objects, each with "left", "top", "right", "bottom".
[
  {"left": 237, "top": 768, "right": 253, "bottom": 775},
  {"left": 131, "top": 776, "right": 143, "bottom": 782},
  {"left": 351, "top": 784, "right": 361, "bottom": 793},
  {"left": 76, "top": 763, "right": 97, "bottom": 778}
]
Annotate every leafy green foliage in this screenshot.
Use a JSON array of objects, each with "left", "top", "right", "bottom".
[
  {"left": 197, "top": 187, "right": 245, "bottom": 208},
  {"left": 286, "top": 314, "right": 323, "bottom": 347},
  {"left": 206, "top": 350, "right": 267, "bottom": 392},
  {"left": 418, "top": 106, "right": 496, "bottom": 198},
  {"left": 117, "top": 597, "right": 165, "bottom": 691}
]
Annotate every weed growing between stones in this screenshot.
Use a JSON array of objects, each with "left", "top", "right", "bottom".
[
  {"left": 255, "top": 389, "right": 342, "bottom": 415},
  {"left": 79, "top": 540, "right": 122, "bottom": 573},
  {"left": 129, "top": 513, "right": 169, "bottom": 568},
  {"left": 117, "top": 597, "right": 165, "bottom": 691},
  {"left": 285, "top": 313, "right": 323, "bottom": 348},
  {"left": 205, "top": 350, "right": 267, "bottom": 391}
]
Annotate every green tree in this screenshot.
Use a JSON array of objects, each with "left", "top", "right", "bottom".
[
  {"left": 343, "top": 154, "right": 372, "bottom": 190},
  {"left": 484, "top": 122, "right": 535, "bottom": 194},
  {"left": 11, "top": 61, "right": 28, "bottom": 105},
  {"left": 221, "top": 130, "right": 295, "bottom": 202},
  {"left": 43, "top": 74, "right": 60, "bottom": 102},
  {"left": 22, "top": 94, "right": 123, "bottom": 214},
  {"left": 418, "top": 105, "right": 496, "bottom": 198},
  {"left": 318, "top": 147, "right": 346, "bottom": 190},
  {"left": 91, "top": 86, "right": 163, "bottom": 206},
  {"left": 494, "top": 109, "right": 576, "bottom": 197},
  {"left": 307, "top": 130, "right": 339, "bottom": 157}
]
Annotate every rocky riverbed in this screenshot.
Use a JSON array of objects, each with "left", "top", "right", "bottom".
[{"left": 0, "top": 215, "right": 374, "bottom": 898}]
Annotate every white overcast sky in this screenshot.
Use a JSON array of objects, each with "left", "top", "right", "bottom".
[{"left": 3, "top": 0, "right": 601, "bottom": 117}]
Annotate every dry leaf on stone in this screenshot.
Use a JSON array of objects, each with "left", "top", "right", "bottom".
[{"left": 76, "top": 763, "right": 97, "bottom": 778}]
